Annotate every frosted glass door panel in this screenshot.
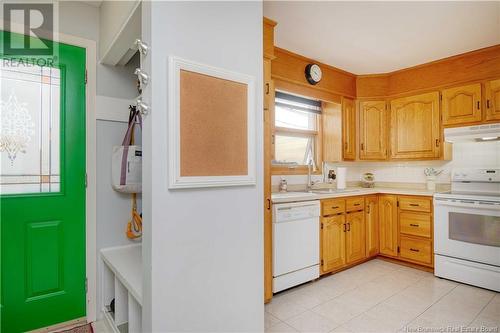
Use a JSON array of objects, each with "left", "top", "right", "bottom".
[{"left": 0, "top": 61, "right": 61, "bottom": 194}]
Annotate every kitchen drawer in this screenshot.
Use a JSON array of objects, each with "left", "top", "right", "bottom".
[
  {"left": 399, "top": 196, "right": 431, "bottom": 212},
  {"left": 322, "top": 199, "right": 345, "bottom": 216},
  {"left": 346, "top": 197, "right": 365, "bottom": 212},
  {"left": 400, "top": 237, "right": 432, "bottom": 265},
  {"left": 400, "top": 211, "right": 431, "bottom": 238}
]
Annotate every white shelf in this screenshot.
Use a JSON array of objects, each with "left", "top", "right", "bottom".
[{"left": 101, "top": 244, "right": 143, "bottom": 305}]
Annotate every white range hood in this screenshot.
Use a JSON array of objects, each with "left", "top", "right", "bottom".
[{"left": 444, "top": 123, "right": 500, "bottom": 143}]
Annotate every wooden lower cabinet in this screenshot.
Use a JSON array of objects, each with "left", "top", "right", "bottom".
[
  {"left": 320, "top": 196, "right": 367, "bottom": 274},
  {"left": 378, "top": 195, "right": 398, "bottom": 257},
  {"left": 319, "top": 194, "right": 433, "bottom": 278},
  {"left": 321, "top": 215, "right": 346, "bottom": 273},
  {"left": 400, "top": 211, "right": 431, "bottom": 238},
  {"left": 399, "top": 236, "right": 432, "bottom": 265},
  {"left": 377, "top": 195, "right": 434, "bottom": 268},
  {"left": 346, "top": 211, "right": 366, "bottom": 263},
  {"left": 365, "top": 196, "right": 379, "bottom": 257}
]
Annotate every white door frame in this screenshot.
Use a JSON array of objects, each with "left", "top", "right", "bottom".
[{"left": 1, "top": 21, "right": 98, "bottom": 322}]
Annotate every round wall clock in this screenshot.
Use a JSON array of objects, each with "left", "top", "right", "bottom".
[{"left": 305, "top": 63, "right": 322, "bottom": 85}]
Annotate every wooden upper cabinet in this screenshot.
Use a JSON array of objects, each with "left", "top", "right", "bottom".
[
  {"left": 322, "top": 102, "right": 342, "bottom": 162},
  {"left": 345, "top": 211, "right": 366, "bottom": 264},
  {"left": 359, "top": 101, "right": 388, "bottom": 160},
  {"left": 442, "top": 83, "right": 482, "bottom": 126},
  {"left": 390, "top": 92, "right": 441, "bottom": 160},
  {"left": 321, "top": 215, "right": 346, "bottom": 273},
  {"left": 378, "top": 195, "right": 398, "bottom": 257},
  {"left": 342, "top": 97, "right": 356, "bottom": 160},
  {"left": 485, "top": 79, "right": 500, "bottom": 121},
  {"left": 365, "top": 196, "right": 379, "bottom": 257}
]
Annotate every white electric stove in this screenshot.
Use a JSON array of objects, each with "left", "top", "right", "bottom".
[{"left": 434, "top": 168, "right": 500, "bottom": 292}]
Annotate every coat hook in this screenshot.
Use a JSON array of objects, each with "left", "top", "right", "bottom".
[
  {"left": 134, "top": 68, "right": 149, "bottom": 86},
  {"left": 136, "top": 97, "right": 150, "bottom": 116},
  {"left": 135, "top": 39, "right": 149, "bottom": 56}
]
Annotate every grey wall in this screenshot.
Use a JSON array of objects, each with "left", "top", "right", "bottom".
[
  {"left": 59, "top": 2, "right": 138, "bottom": 99},
  {"left": 59, "top": 1, "right": 140, "bottom": 318},
  {"left": 141, "top": 2, "right": 264, "bottom": 331}
]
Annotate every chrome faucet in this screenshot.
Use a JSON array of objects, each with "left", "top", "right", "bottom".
[{"left": 306, "top": 160, "right": 317, "bottom": 192}]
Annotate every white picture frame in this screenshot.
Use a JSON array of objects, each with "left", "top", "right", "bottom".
[{"left": 167, "top": 56, "right": 256, "bottom": 189}]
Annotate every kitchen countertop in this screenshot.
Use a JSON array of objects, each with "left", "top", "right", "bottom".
[{"left": 271, "top": 187, "right": 437, "bottom": 204}]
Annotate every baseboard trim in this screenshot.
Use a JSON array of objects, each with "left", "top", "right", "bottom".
[{"left": 377, "top": 255, "right": 434, "bottom": 273}]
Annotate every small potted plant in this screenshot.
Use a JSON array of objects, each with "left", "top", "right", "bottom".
[{"left": 424, "top": 168, "right": 443, "bottom": 191}]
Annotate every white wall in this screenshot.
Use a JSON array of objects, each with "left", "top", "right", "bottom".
[
  {"left": 272, "top": 141, "right": 500, "bottom": 187},
  {"left": 141, "top": 2, "right": 264, "bottom": 331},
  {"left": 58, "top": 1, "right": 140, "bottom": 319}
]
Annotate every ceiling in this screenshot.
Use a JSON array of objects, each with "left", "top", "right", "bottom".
[{"left": 264, "top": 1, "right": 500, "bottom": 75}]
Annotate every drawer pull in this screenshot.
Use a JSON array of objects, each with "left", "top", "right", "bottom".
[
  {"left": 410, "top": 224, "right": 420, "bottom": 227},
  {"left": 409, "top": 203, "right": 419, "bottom": 207},
  {"left": 353, "top": 203, "right": 360, "bottom": 206},
  {"left": 332, "top": 206, "right": 339, "bottom": 209},
  {"left": 410, "top": 248, "right": 420, "bottom": 252}
]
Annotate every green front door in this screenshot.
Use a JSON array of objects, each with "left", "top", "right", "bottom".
[{"left": 1, "top": 32, "right": 86, "bottom": 332}]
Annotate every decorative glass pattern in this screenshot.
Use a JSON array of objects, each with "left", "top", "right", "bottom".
[{"left": 0, "top": 60, "right": 61, "bottom": 194}]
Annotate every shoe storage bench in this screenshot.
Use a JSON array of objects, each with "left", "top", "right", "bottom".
[{"left": 101, "top": 244, "right": 143, "bottom": 333}]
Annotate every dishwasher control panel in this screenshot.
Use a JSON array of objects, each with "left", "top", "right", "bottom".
[{"left": 273, "top": 200, "right": 320, "bottom": 223}]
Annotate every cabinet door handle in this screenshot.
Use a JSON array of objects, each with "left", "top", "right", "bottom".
[
  {"left": 410, "top": 223, "right": 420, "bottom": 227},
  {"left": 435, "top": 139, "right": 439, "bottom": 147},
  {"left": 344, "top": 142, "right": 348, "bottom": 150},
  {"left": 343, "top": 223, "right": 347, "bottom": 232},
  {"left": 410, "top": 248, "right": 420, "bottom": 252},
  {"left": 360, "top": 143, "right": 364, "bottom": 151},
  {"left": 265, "top": 83, "right": 270, "bottom": 95},
  {"left": 409, "top": 203, "right": 419, "bottom": 207},
  {"left": 347, "top": 223, "right": 351, "bottom": 232},
  {"left": 267, "top": 198, "right": 271, "bottom": 210},
  {"left": 487, "top": 99, "right": 491, "bottom": 109},
  {"left": 477, "top": 101, "right": 480, "bottom": 110}
]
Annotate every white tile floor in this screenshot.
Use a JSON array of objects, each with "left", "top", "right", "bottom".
[{"left": 265, "top": 259, "right": 500, "bottom": 333}]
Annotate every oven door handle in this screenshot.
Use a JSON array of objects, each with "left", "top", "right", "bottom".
[{"left": 434, "top": 199, "right": 500, "bottom": 211}]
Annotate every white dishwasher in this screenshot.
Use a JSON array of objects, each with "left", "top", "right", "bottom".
[{"left": 273, "top": 200, "right": 320, "bottom": 293}]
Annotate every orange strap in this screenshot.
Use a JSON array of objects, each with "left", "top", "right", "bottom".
[
  {"left": 126, "top": 122, "right": 142, "bottom": 239},
  {"left": 126, "top": 193, "right": 142, "bottom": 239}
]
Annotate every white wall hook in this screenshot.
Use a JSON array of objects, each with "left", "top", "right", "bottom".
[
  {"left": 136, "top": 97, "right": 150, "bottom": 116},
  {"left": 135, "top": 39, "right": 149, "bottom": 56},
  {"left": 134, "top": 68, "right": 149, "bottom": 86}
]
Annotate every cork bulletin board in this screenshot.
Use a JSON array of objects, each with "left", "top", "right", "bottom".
[{"left": 168, "top": 56, "right": 256, "bottom": 189}]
